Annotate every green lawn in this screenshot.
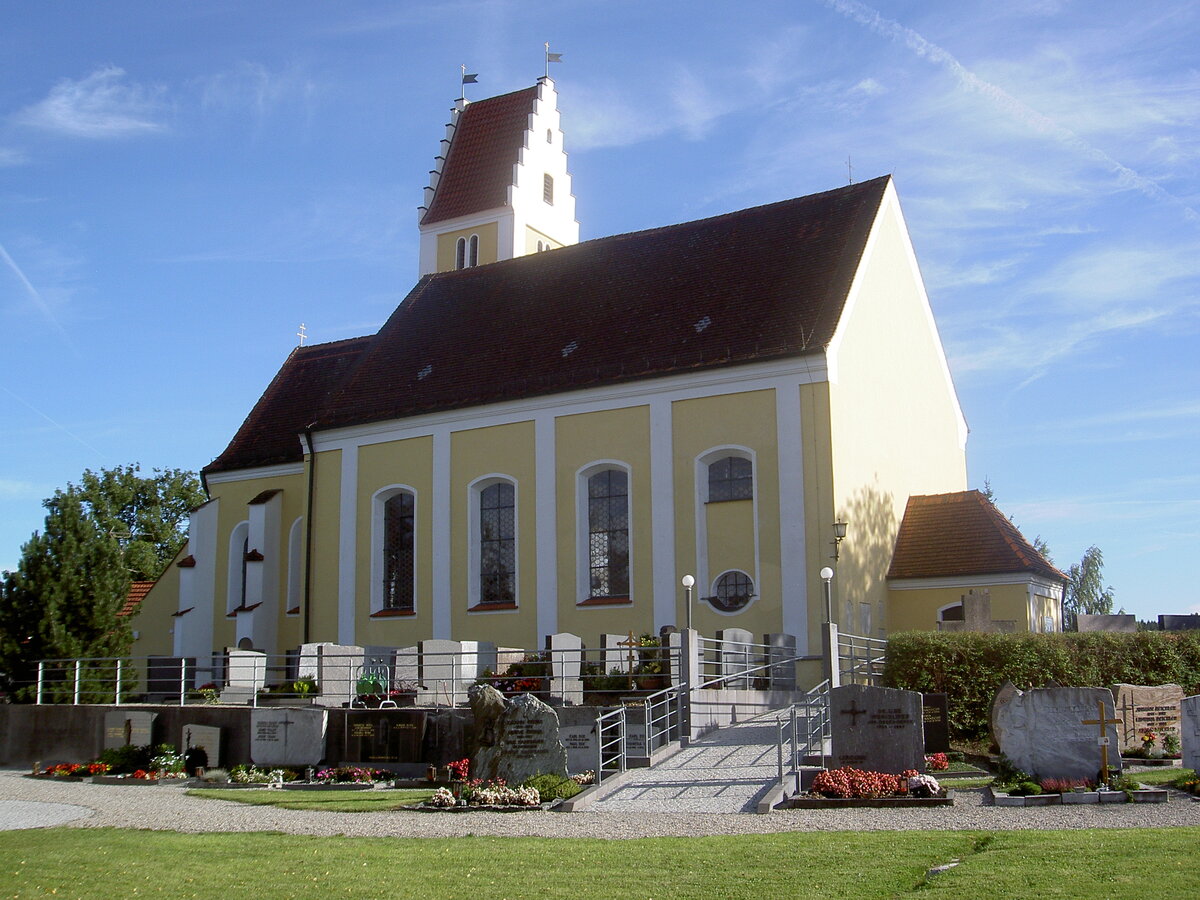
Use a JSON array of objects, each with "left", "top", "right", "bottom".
[
  {"left": 188, "top": 787, "right": 435, "bottom": 812},
  {"left": 0, "top": 827, "right": 1196, "bottom": 899}
]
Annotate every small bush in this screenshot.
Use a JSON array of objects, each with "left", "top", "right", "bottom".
[
  {"left": 1009, "top": 781, "right": 1042, "bottom": 797},
  {"left": 524, "top": 773, "right": 583, "bottom": 802},
  {"left": 96, "top": 744, "right": 153, "bottom": 774}
]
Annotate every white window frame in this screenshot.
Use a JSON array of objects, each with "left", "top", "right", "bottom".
[
  {"left": 468, "top": 474, "right": 519, "bottom": 611},
  {"left": 371, "top": 484, "right": 419, "bottom": 615},
  {"left": 575, "top": 461, "right": 633, "bottom": 604},
  {"left": 693, "top": 445, "right": 759, "bottom": 600},
  {"left": 707, "top": 568, "right": 757, "bottom": 616}
]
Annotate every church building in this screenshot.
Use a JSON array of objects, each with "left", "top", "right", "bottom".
[{"left": 132, "top": 76, "right": 1063, "bottom": 670}]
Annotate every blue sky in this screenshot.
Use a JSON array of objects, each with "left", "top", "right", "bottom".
[{"left": 1, "top": 1, "right": 1197, "bottom": 621}]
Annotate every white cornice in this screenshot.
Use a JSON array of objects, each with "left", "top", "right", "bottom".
[
  {"left": 205, "top": 462, "right": 305, "bottom": 486},
  {"left": 310, "top": 354, "right": 830, "bottom": 452},
  {"left": 417, "top": 206, "right": 513, "bottom": 235},
  {"left": 889, "top": 573, "right": 1065, "bottom": 593}
]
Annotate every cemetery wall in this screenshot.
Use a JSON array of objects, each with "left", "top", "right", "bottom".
[{"left": 884, "top": 630, "right": 1200, "bottom": 740}]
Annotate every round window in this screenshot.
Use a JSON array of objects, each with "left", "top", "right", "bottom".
[{"left": 709, "top": 571, "right": 754, "bottom": 613}]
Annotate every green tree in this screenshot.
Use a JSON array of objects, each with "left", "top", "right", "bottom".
[
  {"left": 61, "top": 464, "right": 204, "bottom": 581},
  {"left": 1063, "top": 544, "right": 1115, "bottom": 631},
  {"left": 0, "top": 492, "right": 132, "bottom": 698}
]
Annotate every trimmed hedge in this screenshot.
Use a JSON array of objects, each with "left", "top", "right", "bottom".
[{"left": 882, "top": 630, "right": 1200, "bottom": 741}]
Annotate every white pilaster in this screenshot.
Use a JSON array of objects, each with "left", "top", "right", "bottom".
[
  {"left": 650, "top": 396, "right": 676, "bottom": 630},
  {"left": 432, "top": 428, "right": 452, "bottom": 639},
  {"left": 777, "top": 383, "right": 808, "bottom": 652},
  {"left": 535, "top": 413, "right": 558, "bottom": 641},
  {"left": 337, "top": 446, "right": 358, "bottom": 645}
]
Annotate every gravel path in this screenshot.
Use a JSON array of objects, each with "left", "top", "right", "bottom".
[{"left": 3, "top": 769, "right": 1199, "bottom": 838}]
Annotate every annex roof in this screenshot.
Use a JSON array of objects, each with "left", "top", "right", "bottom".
[
  {"left": 205, "top": 176, "right": 890, "bottom": 474},
  {"left": 118, "top": 581, "right": 155, "bottom": 618},
  {"left": 420, "top": 86, "right": 539, "bottom": 225},
  {"left": 204, "top": 337, "right": 371, "bottom": 476},
  {"left": 887, "top": 491, "right": 1067, "bottom": 583}
]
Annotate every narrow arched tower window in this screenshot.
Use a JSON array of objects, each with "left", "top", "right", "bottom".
[
  {"left": 468, "top": 233, "right": 479, "bottom": 267},
  {"left": 543, "top": 174, "right": 554, "bottom": 205},
  {"left": 455, "top": 237, "right": 467, "bottom": 270}
]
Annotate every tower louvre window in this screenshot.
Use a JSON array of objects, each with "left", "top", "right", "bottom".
[{"left": 543, "top": 174, "right": 554, "bottom": 205}]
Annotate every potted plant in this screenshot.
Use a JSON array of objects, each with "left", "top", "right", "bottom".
[{"left": 355, "top": 673, "right": 386, "bottom": 707}]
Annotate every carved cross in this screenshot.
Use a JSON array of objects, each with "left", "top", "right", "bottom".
[
  {"left": 841, "top": 700, "right": 867, "bottom": 726},
  {"left": 616, "top": 631, "right": 640, "bottom": 673},
  {"left": 1082, "top": 699, "right": 1121, "bottom": 785}
]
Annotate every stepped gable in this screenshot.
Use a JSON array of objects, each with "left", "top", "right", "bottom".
[
  {"left": 421, "top": 86, "right": 539, "bottom": 225},
  {"left": 204, "top": 336, "right": 371, "bottom": 476},
  {"left": 321, "top": 176, "right": 891, "bottom": 430},
  {"left": 888, "top": 490, "right": 1067, "bottom": 582}
]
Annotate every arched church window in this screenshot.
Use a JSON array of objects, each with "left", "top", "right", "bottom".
[
  {"left": 543, "top": 174, "right": 554, "bottom": 205},
  {"left": 382, "top": 491, "right": 415, "bottom": 611},
  {"left": 708, "top": 455, "right": 753, "bottom": 502},
  {"left": 586, "top": 468, "right": 629, "bottom": 598},
  {"left": 709, "top": 570, "right": 754, "bottom": 613},
  {"left": 455, "top": 237, "right": 466, "bottom": 270},
  {"left": 468, "top": 233, "right": 479, "bottom": 267},
  {"left": 479, "top": 481, "right": 516, "bottom": 606}
]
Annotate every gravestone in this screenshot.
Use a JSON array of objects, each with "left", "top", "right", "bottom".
[
  {"left": 922, "top": 693, "right": 951, "bottom": 754},
  {"left": 765, "top": 633, "right": 797, "bottom": 690},
  {"left": 1159, "top": 614, "right": 1200, "bottom": 632},
  {"left": 829, "top": 684, "right": 924, "bottom": 774},
  {"left": 547, "top": 633, "right": 584, "bottom": 705},
  {"left": 315, "top": 643, "right": 364, "bottom": 705},
  {"left": 1182, "top": 695, "right": 1200, "bottom": 773},
  {"left": 419, "top": 639, "right": 463, "bottom": 702},
  {"left": 182, "top": 724, "right": 222, "bottom": 768},
  {"left": 602, "top": 633, "right": 638, "bottom": 674},
  {"left": 469, "top": 685, "right": 568, "bottom": 783},
  {"left": 993, "top": 686, "right": 1122, "bottom": 781},
  {"left": 103, "top": 711, "right": 157, "bottom": 750},
  {"left": 937, "top": 588, "right": 1017, "bottom": 634},
  {"left": 665, "top": 631, "right": 683, "bottom": 685},
  {"left": 343, "top": 710, "right": 428, "bottom": 764},
  {"left": 250, "top": 708, "right": 327, "bottom": 766},
  {"left": 989, "top": 681, "right": 1020, "bottom": 749},
  {"left": 226, "top": 649, "right": 267, "bottom": 690},
  {"left": 717, "top": 628, "right": 755, "bottom": 689},
  {"left": 1077, "top": 614, "right": 1137, "bottom": 633},
  {"left": 557, "top": 707, "right": 600, "bottom": 774},
  {"left": 1112, "top": 683, "right": 1184, "bottom": 752}
]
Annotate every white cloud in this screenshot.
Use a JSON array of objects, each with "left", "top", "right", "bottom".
[
  {"left": 0, "top": 478, "right": 41, "bottom": 501},
  {"left": 0, "top": 147, "right": 26, "bottom": 167},
  {"left": 195, "top": 62, "right": 318, "bottom": 120},
  {"left": 14, "top": 67, "right": 167, "bottom": 138}
]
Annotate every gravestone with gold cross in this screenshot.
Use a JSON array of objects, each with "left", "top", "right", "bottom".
[{"left": 993, "top": 686, "right": 1124, "bottom": 782}]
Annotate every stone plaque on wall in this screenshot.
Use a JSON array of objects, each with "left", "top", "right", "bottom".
[
  {"left": 103, "top": 711, "right": 156, "bottom": 750},
  {"left": 922, "top": 693, "right": 951, "bottom": 754},
  {"left": 343, "top": 710, "right": 428, "bottom": 764},
  {"left": 1112, "top": 684, "right": 1184, "bottom": 751},
  {"left": 250, "top": 708, "right": 327, "bottom": 767}
]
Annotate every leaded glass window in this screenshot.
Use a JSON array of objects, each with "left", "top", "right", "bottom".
[
  {"left": 382, "top": 491, "right": 415, "bottom": 611},
  {"left": 710, "top": 570, "right": 754, "bottom": 613},
  {"left": 587, "top": 469, "right": 629, "bottom": 598},
  {"left": 479, "top": 482, "right": 516, "bottom": 605},
  {"left": 708, "top": 455, "right": 753, "bottom": 502}
]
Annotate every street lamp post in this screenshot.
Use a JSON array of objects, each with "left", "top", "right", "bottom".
[
  {"left": 682, "top": 574, "right": 695, "bottom": 631},
  {"left": 820, "top": 566, "right": 834, "bottom": 622}
]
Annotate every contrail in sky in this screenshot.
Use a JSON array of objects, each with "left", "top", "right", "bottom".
[
  {"left": 0, "top": 241, "right": 79, "bottom": 349},
  {"left": 0, "top": 385, "right": 104, "bottom": 457},
  {"left": 825, "top": 0, "right": 1200, "bottom": 224}
]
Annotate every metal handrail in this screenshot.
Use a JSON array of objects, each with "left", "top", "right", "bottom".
[
  {"left": 595, "top": 706, "right": 627, "bottom": 783},
  {"left": 837, "top": 632, "right": 887, "bottom": 685},
  {"left": 775, "top": 679, "right": 830, "bottom": 784}
]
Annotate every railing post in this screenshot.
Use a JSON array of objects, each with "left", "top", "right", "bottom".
[
  {"left": 114, "top": 659, "right": 123, "bottom": 705},
  {"left": 822, "top": 622, "right": 840, "bottom": 689},
  {"left": 36, "top": 661, "right": 45, "bottom": 705},
  {"left": 679, "top": 628, "right": 700, "bottom": 746},
  {"left": 73, "top": 660, "right": 82, "bottom": 705},
  {"left": 179, "top": 657, "right": 187, "bottom": 707}
]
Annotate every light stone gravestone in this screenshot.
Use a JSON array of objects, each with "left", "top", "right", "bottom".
[
  {"left": 393, "top": 646, "right": 420, "bottom": 684},
  {"left": 250, "top": 707, "right": 327, "bottom": 766},
  {"left": 1077, "top": 615, "right": 1137, "bottom": 633},
  {"left": 665, "top": 630, "right": 683, "bottom": 686},
  {"left": 314, "top": 644, "right": 364, "bottom": 705},
  {"left": 993, "top": 686, "right": 1123, "bottom": 781},
  {"left": 547, "top": 633, "right": 584, "bottom": 705},
  {"left": 226, "top": 649, "right": 267, "bottom": 690},
  {"left": 717, "top": 628, "right": 755, "bottom": 689},
  {"left": 829, "top": 684, "right": 925, "bottom": 774},
  {"left": 419, "top": 639, "right": 462, "bottom": 702},
  {"left": 103, "top": 711, "right": 156, "bottom": 750},
  {"left": 1182, "top": 695, "right": 1200, "bottom": 774},
  {"left": 602, "top": 633, "right": 638, "bottom": 674},
  {"left": 989, "top": 681, "right": 1020, "bottom": 749},
  {"left": 469, "top": 685, "right": 568, "bottom": 783},
  {"left": 559, "top": 724, "right": 596, "bottom": 774},
  {"left": 1112, "top": 683, "right": 1184, "bottom": 752},
  {"left": 182, "top": 724, "right": 221, "bottom": 767},
  {"left": 765, "top": 633, "right": 797, "bottom": 690}
]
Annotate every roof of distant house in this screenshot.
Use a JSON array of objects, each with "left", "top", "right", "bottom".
[
  {"left": 420, "top": 86, "right": 539, "bottom": 225},
  {"left": 118, "top": 581, "right": 155, "bottom": 617},
  {"left": 888, "top": 490, "right": 1067, "bottom": 582},
  {"left": 204, "top": 175, "right": 890, "bottom": 475}
]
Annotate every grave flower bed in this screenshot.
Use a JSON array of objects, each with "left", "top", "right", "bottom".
[
  {"left": 313, "top": 766, "right": 393, "bottom": 784},
  {"left": 785, "top": 767, "right": 953, "bottom": 809}
]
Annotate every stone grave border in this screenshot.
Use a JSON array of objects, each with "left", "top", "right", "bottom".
[
  {"left": 784, "top": 791, "right": 955, "bottom": 809},
  {"left": 987, "top": 784, "right": 1170, "bottom": 806}
]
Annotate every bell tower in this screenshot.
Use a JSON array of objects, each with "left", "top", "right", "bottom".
[{"left": 417, "top": 77, "right": 579, "bottom": 276}]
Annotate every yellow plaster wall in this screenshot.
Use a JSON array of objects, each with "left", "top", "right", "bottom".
[
  {"left": 524, "top": 226, "right": 561, "bottom": 254},
  {"left": 671, "top": 389, "right": 782, "bottom": 637},
  {"left": 130, "top": 550, "right": 185, "bottom": 658},
  {"left": 355, "top": 436, "right": 435, "bottom": 647},
  {"left": 208, "top": 471, "right": 307, "bottom": 652},
  {"left": 554, "top": 405, "right": 653, "bottom": 639},
  {"left": 450, "top": 421, "right": 538, "bottom": 647},
  {"left": 705, "top": 501, "right": 756, "bottom": 583},
  {"left": 435, "top": 221, "right": 499, "bottom": 272},
  {"left": 887, "top": 582, "right": 1032, "bottom": 632},
  {"left": 306, "top": 450, "right": 342, "bottom": 642},
  {"left": 826, "top": 197, "right": 968, "bottom": 637},
  {"left": 799, "top": 381, "right": 837, "bottom": 650}
]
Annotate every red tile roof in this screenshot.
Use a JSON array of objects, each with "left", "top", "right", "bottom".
[
  {"left": 887, "top": 491, "right": 1067, "bottom": 582},
  {"left": 206, "top": 176, "right": 889, "bottom": 473},
  {"left": 205, "top": 336, "right": 371, "bottom": 475},
  {"left": 421, "top": 86, "right": 538, "bottom": 225},
  {"left": 118, "top": 581, "right": 155, "bottom": 617}
]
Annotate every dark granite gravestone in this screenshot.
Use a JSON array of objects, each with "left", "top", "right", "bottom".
[
  {"left": 829, "top": 684, "right": 924, "bottom": 774},
  {"left": 922, "top": 693, "right": 951, "bottom": 753},
  {"left": 103, "top": 711, "right": 156, "bottom": 750},
  {"left": 343, "top": 710, "right": 428, "bottom": 764}
]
